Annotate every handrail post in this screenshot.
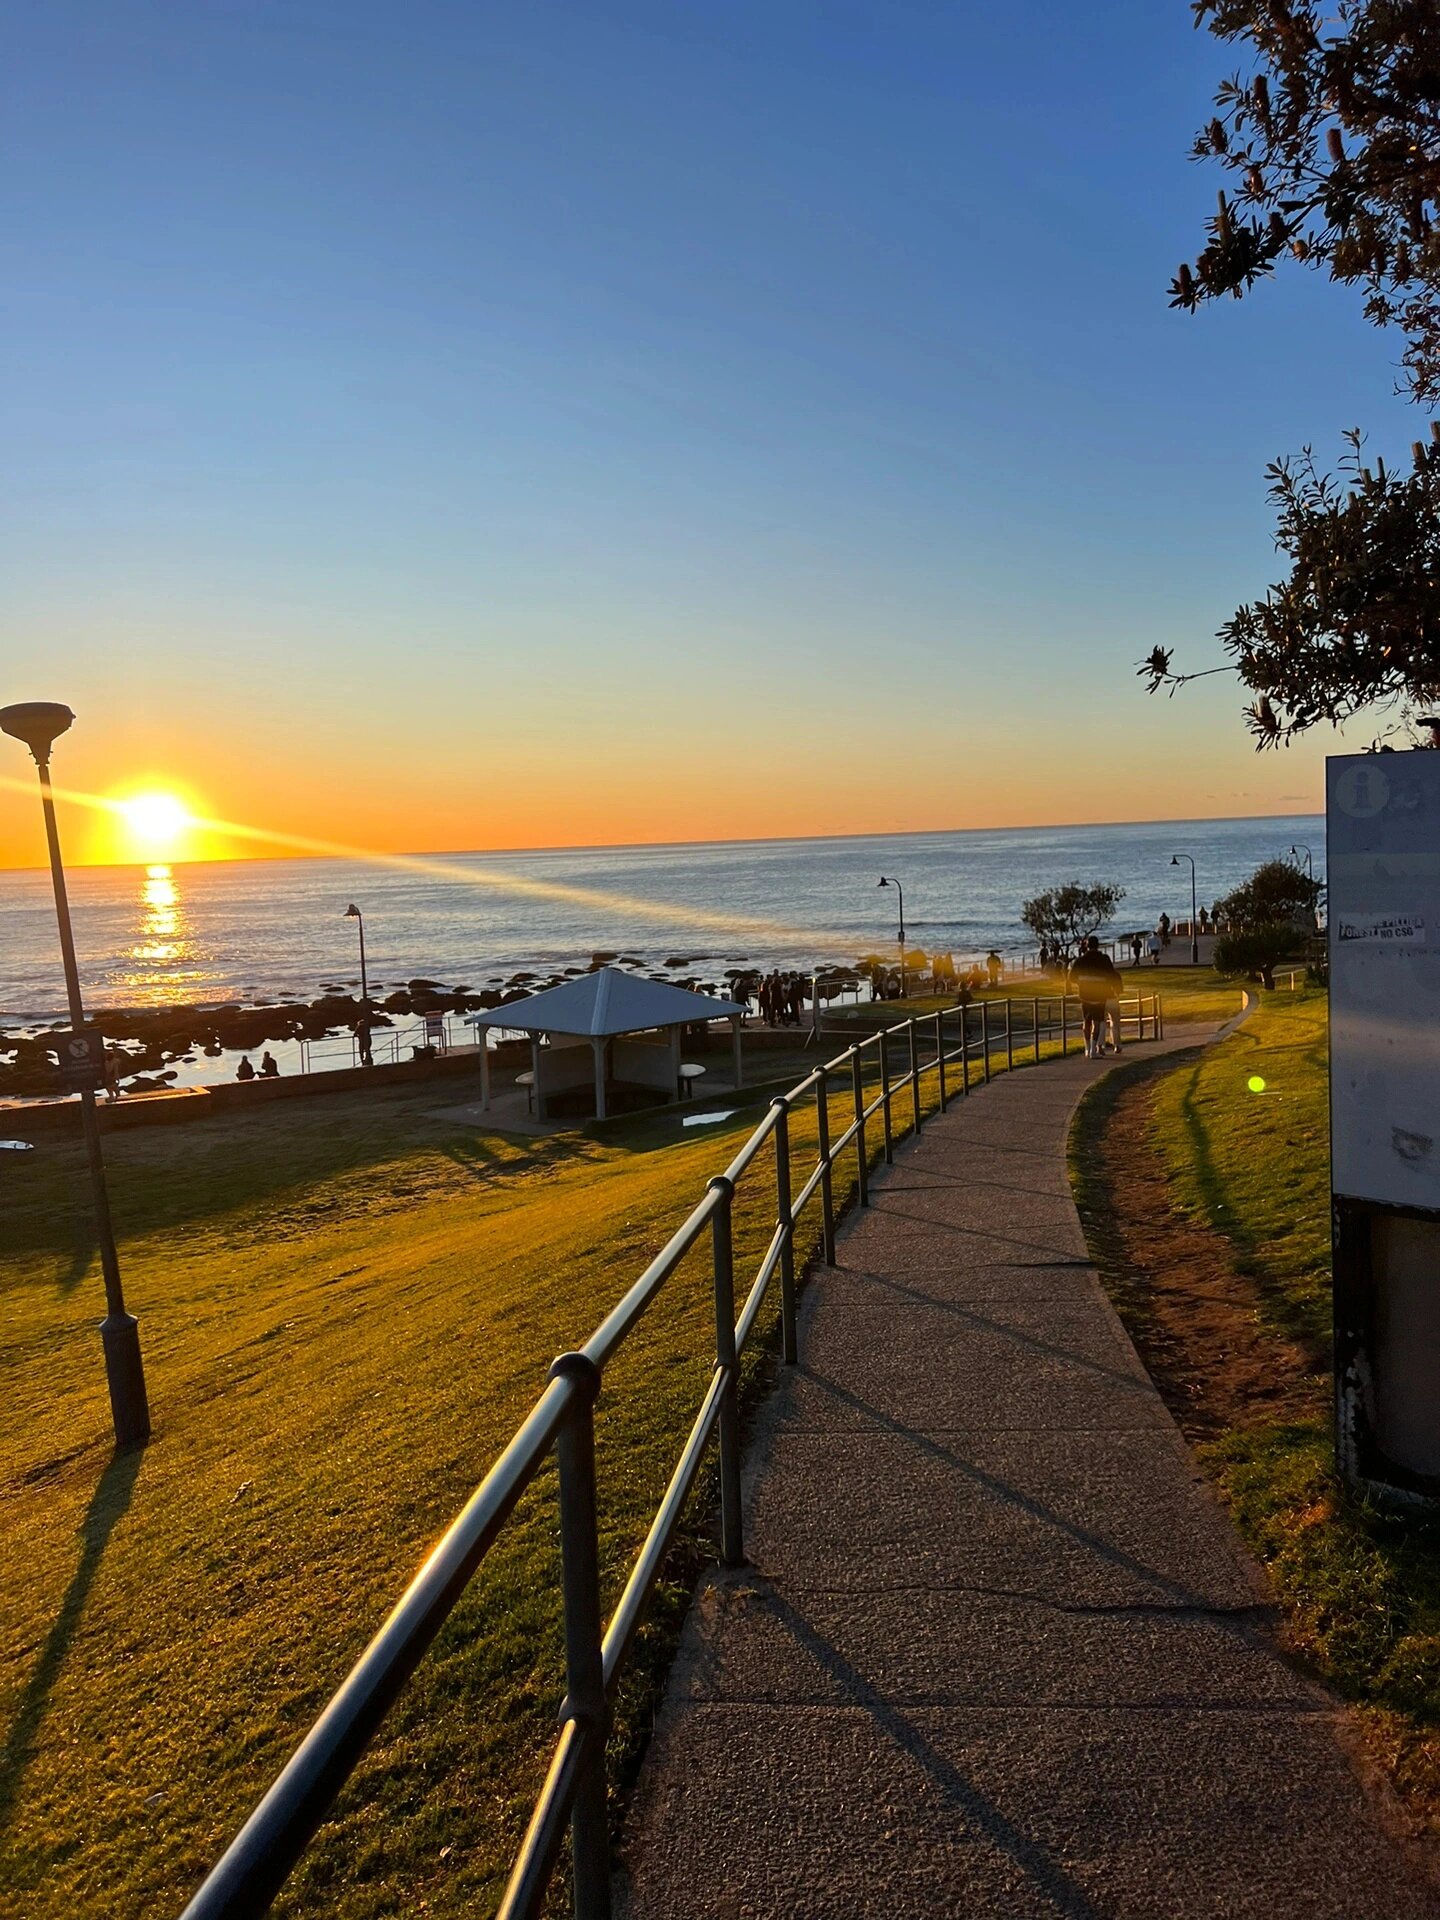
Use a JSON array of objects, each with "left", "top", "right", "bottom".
[
  {"left": 879, "top": 1032, "right": 894, "bottom": 1163},
  {"left": 1060, "top": 996, "right": 1068, "bottom": 1056},
  {"left": 1032, "top": 995, "right": 1041, "bottom": 1064},
  {"left": 980, "top": 999, "right": 991, "bottom": 1083},
  {"left": 935, "top": 1010, "right": 947, "bottom": 1111},
  {"left": 815, "top": 1067, "right": 836, "bottom": 1265},
  {"left": 707, "top": 1178, "right": 744, "bottom": 1565},
  {"left": 548, "top": 1352, "right": 611, "bottom": 1920},
  {"left": 850, "top": 1048, "right": 869, "bottom": 1206},
  {"left": 772, "top": 1098, "right": 798, "bottom": 1364},
  {"left": 1005, "top": 997, "right": 1014, "bottom": 1072},
  {"left": 960, "top": 1005, "right": 970, "bottom": 1094},
  {"left": 907, "top": 1018, "right": 922, "bottom": 1134}
]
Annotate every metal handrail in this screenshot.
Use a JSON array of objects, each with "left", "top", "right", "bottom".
[{"left": 181, "top": 987, "right": 1163, "bottom": 1920}]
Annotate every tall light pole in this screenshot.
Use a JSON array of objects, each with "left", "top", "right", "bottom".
[
  {"left": 877, "top": 875, "right": 906, "bottom": 996},
  {"left": 1171, "top": 853, "right": 1199, "bottom": 964},
  {"left": 344, "top": 903, "right": 372, "bottom": 1067},
  {"left": 1290, "top": 842, "right": 1314, "bottom": 882},
  {"left": 1, "top": 702, "right": 150, "bottom": 1446}
]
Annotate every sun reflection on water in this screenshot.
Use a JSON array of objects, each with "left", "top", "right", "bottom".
[{"left": 128, "top": 864, "right": 192, "bottom": 969}]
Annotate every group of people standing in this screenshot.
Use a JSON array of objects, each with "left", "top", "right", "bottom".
[{"left": 737, "top": 970, "right": 809, "bottom": 1027}]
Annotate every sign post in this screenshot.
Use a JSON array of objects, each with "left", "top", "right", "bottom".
[{"left": 1328, "top": 751, "right": 1440, "bottom": 1509}]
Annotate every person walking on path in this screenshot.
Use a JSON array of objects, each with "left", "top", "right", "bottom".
[
  {"left": 1070, "top": 934, "right": 1122, "bottom": 1059},
  {"left": 1130, "top": 931, "right": 1143, "bottom": 966},
  {"left": 1146, "top": 931, "right": 1162, "bottom": 966},
  {"left": 986, "top": 950, "right": 1002, "bottom": 988}
]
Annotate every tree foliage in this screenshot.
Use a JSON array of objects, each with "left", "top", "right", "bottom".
[
  {"left": 1218, "top": 857, "right": 1324, "bottom": 928},
  {"left": 1213, "top": 924, "right": 1306, "bottom": 987},
  {"left": 1019, "top": 882, "right": 1126, "bottom": 957},
  {"left": 1153, "top": 3, "right": 1440, "bottom": 744},
  {"left": 1141, "top": 431, "right": 1440, "bottom": 742},
  {"left": 1173, "top": 1, "right": 1440, "bottom": 405}
]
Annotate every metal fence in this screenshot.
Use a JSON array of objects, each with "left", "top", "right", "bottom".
[{"left": 180, "top": 989, "right": 1164, "bottom": 1920}]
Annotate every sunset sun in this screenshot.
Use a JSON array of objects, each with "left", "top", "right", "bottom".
[{"left": 115, "top": 790, "right": 196, "bottom": 860}]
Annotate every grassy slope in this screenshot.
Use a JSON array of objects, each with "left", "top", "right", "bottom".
[
  {"left": 1, "top": 1070, "right": 815, "bottom": 1918},
  {"left": 0, "top": 971, "right": 1232, "bottom": 1917},
  {"left": 1147, "top": 991, "right": 1440, "bottom": 1818}
]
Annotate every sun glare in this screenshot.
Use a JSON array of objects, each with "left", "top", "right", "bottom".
[{"left": 116, "top": 790, "right": 195, "bottom": 859}]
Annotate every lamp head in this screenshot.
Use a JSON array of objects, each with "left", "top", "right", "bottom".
[
  {"left": 344, "top": 903, "right": 361, "bottom": 919},
  {"left": 0, "top": 702, "right": 74, "bottom": 765},
  {"left": 1170, "top": 855, "right": 1179, "bottom": 867},
  {"left": 877, "top": 875, "right": 891, "bottom": 888}
]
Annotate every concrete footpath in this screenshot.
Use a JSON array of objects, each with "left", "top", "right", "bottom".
[{"left": 618, "top": 1026, "right": 1439, "bottom": 1918}]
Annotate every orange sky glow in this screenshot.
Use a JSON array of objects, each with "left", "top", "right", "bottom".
[{"left": 0, "top": 702, "right": 1330, "bottom": 873}]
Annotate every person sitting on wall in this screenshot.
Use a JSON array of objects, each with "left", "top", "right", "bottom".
[
  {"left": 236, "top": 1055, "right": 257, "bottom": 1082},
  {"left": 260, "top": 1051, "right": 280, "bottom": 1078}
]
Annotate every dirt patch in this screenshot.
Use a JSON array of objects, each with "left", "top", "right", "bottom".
[{"left": 1073, "top": 1047, "right": 1326, "bottom": 1444}]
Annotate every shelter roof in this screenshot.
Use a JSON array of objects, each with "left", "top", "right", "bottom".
[{"left": 467, "top": 966, "right": 745, "bottom": 1038}]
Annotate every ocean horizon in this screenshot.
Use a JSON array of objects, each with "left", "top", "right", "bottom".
[{"left": 0, "top": 811, "right": 1324, "bottom": 1030}]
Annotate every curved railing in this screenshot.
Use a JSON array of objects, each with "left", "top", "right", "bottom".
[{"left": 180, "top": 990, "right": 1163, "bottom": 1920}]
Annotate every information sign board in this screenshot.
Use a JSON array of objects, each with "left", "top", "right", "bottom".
[{"left": 1327, "top": 752, "right": 1440, "bottom": 1212}]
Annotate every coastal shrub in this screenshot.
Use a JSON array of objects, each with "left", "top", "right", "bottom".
[
  {"left": 1020, "top": 881, "right": 1125, "bottom": 958},
  {"left": 1213, "top": 924, "right": 1302, "bottom": 990}
]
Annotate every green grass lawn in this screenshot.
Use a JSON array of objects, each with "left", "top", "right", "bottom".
[
  {"left": 1147, "top": 990, "right": 1440, "bottom": 1820},
  {"left": 824, "top": 963, "right": 1244, "bottom": 1033},
  {"left": 0, "top": 974, "right": 1239, "bottom": 1917}
]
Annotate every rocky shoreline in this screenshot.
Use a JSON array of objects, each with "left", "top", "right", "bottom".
[{"left": 0, "top": 951, "right": 871, "bottom": 1099}]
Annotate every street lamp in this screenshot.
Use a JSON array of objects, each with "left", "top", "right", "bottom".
[
  {"left": 877, "top": 875, "right": 906, "bottom": 996},
  {"left": 1170, "top": 854, "right": 1199, "bottom": 964},
  {"left": 1, "top": 701, "right": 150, "bottom": 1446},
  {"left": 343, "top": 903, "right": 373, "bottom": 1067},
  {"left": 1290, "top": 842, "right": 1314, "bottom": 882}
]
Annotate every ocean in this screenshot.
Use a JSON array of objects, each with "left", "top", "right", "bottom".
[{"left": 0, "top": 814, "right": 1323, "bottom": 1028}]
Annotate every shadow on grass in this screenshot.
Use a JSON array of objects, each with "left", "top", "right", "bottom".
[
  {"left": 0, "top": 1445, "right": 142, "bottom": 1838},
  {"left": 1172, "top": 1043, "right": 1329, "bottom": 1365},
  {"left": 1069, "top": 1046, "right": 1204, "bottom": 1337},
  {"left": 52, "top": 1223, "right": 98, "bottom": 1295}
]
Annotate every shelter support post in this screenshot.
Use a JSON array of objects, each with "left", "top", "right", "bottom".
[
  {"left": 591, "top": 1038, "right": 606, "bottom": 1121},
  {"left": 730, "top": 1016, "right": 744, "bottom": 1091},
  {"left": 480, "top": 1036, "right": 491, "bottom": 1111}
]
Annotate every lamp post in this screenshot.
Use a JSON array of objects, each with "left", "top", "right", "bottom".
[
  {"left": 1171, "top": 853, "right": 1199, "bottom": 964},
  {"left": 343, "top": 903, "right": 372, "bottom": 1067},
  {"left": 1, "top": 701, "right": 150, "bottom": 1446},
  {"left": 877, "top": 875, "right": 906, "bottom": 996},
  {"left": 1290, "top": 842, "right": 1314, "bottom": 882}
]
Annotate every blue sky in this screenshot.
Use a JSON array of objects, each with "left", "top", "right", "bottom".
[{"left": 0, "top": 0, "right": 1417, "bottom": 862}]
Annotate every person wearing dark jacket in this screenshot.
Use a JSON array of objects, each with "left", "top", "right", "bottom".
[{"left": 1069, "top": 936, "right": 1122, "bottom": 1059}]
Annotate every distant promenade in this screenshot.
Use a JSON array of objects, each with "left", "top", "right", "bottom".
[{"left": 618, "top": 1020, "right": 1436, "bottom": 1917}]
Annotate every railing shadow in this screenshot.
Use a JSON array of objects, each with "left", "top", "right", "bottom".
[
  {"left": 752, "top": 1583, "right": 1103, "bottom": 1918},
  {"left": 0, "top": 1445, "right": 142, "bottom": 1836}
]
